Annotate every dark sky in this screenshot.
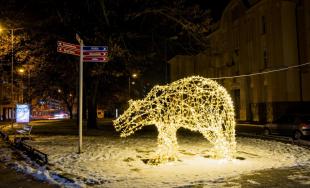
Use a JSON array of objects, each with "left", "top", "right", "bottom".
[
  {"left": 190, "top": 0, "right": 230, "bottom": 21},
  {"left": 0, "top": 0, "right": 230, "bottom": 23}
]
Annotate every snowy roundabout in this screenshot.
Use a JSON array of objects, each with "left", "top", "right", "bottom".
[
  {"left": 3, "top": 76, "right": 310, "bottom": 187},
  {"left": 24, "top": 134, "right": 310, "bottom": 187}
]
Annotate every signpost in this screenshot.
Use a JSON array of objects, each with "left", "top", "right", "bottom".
[
  {"left": 83, "top": 57, "right": 108, "bottom": 62},
  {"left": 83, "top": 51, "right": 108, "bottom": 56},
  {"left": 57, "top": 35, "right": 108, "bottom": 154},
  {"left": 83, "top": 46, "right": 108, "bottom": 51},
  {"left": 77, "top": 36, "right": 83, "bottom": 154},
  {"left": 57, "top": 41, "right": 80, "bottom": 56},
  {"left": 83, "top": 46, "right": 109, "bottom": 62}
]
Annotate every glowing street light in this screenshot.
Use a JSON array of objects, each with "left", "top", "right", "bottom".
[
  {"left": 128, "top": 73, "right": 138, "bottom": 99},
  {"left": 18, "top": 68, "right": 25, "bottom": 73}
]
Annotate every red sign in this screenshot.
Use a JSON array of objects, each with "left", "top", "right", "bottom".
[
  {"left": 83, "top": 57, "right": 109, "bottom": 62},
  {"left": 57, "top": 41, "right": 109, "bottom": 62},
  {"left": 57, "top": 47, "right": 80, "bottom": 56},
  {"left": 57, "top": 41, "right": 80, "bottom": 56},
  {"left": 83, "top": 51, "right": 108, "bottom": 57}
]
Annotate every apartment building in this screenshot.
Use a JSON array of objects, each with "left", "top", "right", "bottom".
[{"left": 169, "top": 0, "right": 310, "bottom": 122}]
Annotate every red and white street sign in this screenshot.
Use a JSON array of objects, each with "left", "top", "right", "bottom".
[
  {"left": 57, "top": 47, "right": 80, "bottom": 56},
  {"left": 57, "top": 41, "right": 109, "bottom": 62},
  {"left": 83, "top": 57, "right": 109, "bottom": 62},
  {"left": 83, "top": 51, "right": 108, "bottom": 57},
  {"left": 57, "top": 41, "right": 80, "bottom": 56}
]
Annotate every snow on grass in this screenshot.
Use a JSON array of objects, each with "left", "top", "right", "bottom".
[
  {"left": 24, "top": 132, "right": 310, "bottom": 188},
  {"left": 0, "top": 139, "right": 81, "bottom": 188}
]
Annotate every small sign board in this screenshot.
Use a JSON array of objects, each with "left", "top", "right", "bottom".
[
  {"left": 83, "top": 46, "right": 108, "bottom": 51},
  {"left": 57, "top": 47, "right": 80, "bottom": 56},
  {"left": 57, "top": 41, "right": 80, "bottom": 56},
  {"left": 16, "top": 104, "right": 30, "bottom": 123},
  {"left": 83, "top": 57, "right": 109, "bottom": 62},
  {"left": 83, "top": 51, "right": 108, "bottom": 56}
]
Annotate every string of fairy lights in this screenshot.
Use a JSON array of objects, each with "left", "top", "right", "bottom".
[
  {"left": 114, "top": 76, "right": 237, "bottom": 163},
  {"left": 210, "top": 62, "right": 310, "bottom": 80}
]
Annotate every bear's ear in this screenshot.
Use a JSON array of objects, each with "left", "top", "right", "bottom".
[
  {"left": 152, "top": 85, "right": 161, "bottom": 91},
  {"left": 128, "top": 99, "right": 134, "bottom": 106}
]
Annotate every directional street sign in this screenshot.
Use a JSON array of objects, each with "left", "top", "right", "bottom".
[
  {"left": 83, "top": 46, "right": 108, "bottom": 51},
  {"left": 57, "top": 41, "right": 80, "bottom": 50},
  {"left": 82, "top": 46, "right": 108, "bottom": 62},
  {"left": 83, "top": 51, "right": 108, "bottom": 56},
  {"left": 83, "top": 57, "right": 108, "bottom": 62},
  {"left": 57, "top": 41, "right": 109, "bottom": 62},
  {"left": 57, "top": 47, "right": 80, "bottom": 56},
  {"left": 56, "top": 37, "right": 109, "bottom": 154},
  {"left": 57, "top": 41, "right": 80, "bottom": 56}
]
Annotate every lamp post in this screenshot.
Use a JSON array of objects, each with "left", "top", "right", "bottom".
[
  {"left": 0, "top": 26, "right": 23, "bottom": 121},
  {"left": 25, "top": 65, "right": 32, "bottom": 104},
  {"left": 128, "top": 73, "right": 137, "bottom": 99},
  {"left": 18, "top": 68, "right": 25, "bottom": 103}
]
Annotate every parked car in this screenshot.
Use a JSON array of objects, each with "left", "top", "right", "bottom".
[{"left": 263, "top": 114, "right": 310, "bottom": 140}]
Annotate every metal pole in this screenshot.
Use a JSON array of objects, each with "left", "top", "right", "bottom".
[
  {"left": 28, "top": 69, "right": 30, "bottom": 103},
  {"left": 21, "top": 78, "right": 23, "bottom": 103},
  {"left": 11, "top": 29, "right": 14, "bottom": 128},
  {"left": 78, "top": 40, "right": 83, "bottom": 153},
  {"left": 128, "top": 76, "right": 131, "bottom": 98},
  {"left": 165, "top": 39, "right": 167, "bottom": 84}
]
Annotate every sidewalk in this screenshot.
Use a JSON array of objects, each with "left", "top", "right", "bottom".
[
  {"left": 0, "top": 162, "right": 59, "bottom": 188},
  {"left": 0, "top": 139, "right": 59, "bottom": 188}
]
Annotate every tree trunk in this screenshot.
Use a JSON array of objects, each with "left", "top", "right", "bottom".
[
  {"left": 87, "top": 98, "right": 97, "bottom": 129},
  {"left": 68, "top": 105, "right": 73, "bottom": 119},
  {"left": 87, "top": 78, "right": 99, "bottom": 129}
]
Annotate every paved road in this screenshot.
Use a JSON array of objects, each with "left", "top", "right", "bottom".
[{"left": 179, "top": 165, "right": 310, "bottom": 187}]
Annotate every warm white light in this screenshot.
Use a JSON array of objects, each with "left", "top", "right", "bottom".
[
  {"left": 0, "top": 25, "right": 4, "bottom": 33},
  {"left": 113, "top": 76, "right": 236, "bottom": 164},
  {"left": 18, "top": 68, "right": 25, "bottom": 73},
  {"left": 132, "top": 73, "right": 137, "bottom": 78}
]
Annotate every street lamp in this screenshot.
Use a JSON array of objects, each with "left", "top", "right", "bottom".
[
  {"left": 128, "top": 73, "right": 138, "bottom": 99},
  {"left": 0, "top": 25, "right": 24, "bottom": 121}
]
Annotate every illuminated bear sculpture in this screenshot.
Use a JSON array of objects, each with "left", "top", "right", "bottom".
[{"left": 113, "top": 76, "right": 236, "bottom": 163}]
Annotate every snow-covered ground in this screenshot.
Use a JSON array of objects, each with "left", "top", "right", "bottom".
[{"left": 18, "top": 131, "right": 310, "bottom": 188}]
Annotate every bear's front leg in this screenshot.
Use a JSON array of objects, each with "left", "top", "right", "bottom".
[{"left": 148, "top": 125, "right": 178, "bottom": 164}]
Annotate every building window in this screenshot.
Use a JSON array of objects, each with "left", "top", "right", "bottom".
[{"left": 261, "top": 16, "right": 266, "bottom": 34}]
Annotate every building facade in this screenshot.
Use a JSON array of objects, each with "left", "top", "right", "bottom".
[{"left": 169, "top": 0, "right": 310, "bottom": 122}]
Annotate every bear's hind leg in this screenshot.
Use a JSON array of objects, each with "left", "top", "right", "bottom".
[{"left": 202, "top": 129, "right": 233, "bottom": 160}]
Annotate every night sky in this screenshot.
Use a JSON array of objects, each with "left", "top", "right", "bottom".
[{"left": 0, "top": 0, "right": 231, "bottom": 115}]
